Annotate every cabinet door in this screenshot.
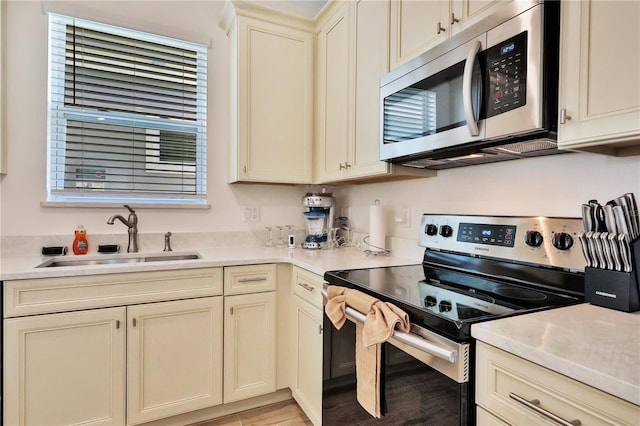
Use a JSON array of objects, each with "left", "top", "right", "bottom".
[
  {"left": 291, "top": 296, "right": 323, "bottom": 426},
  {"left": 389, "top": 0, "right": 449, "bottom": 68},
  {"left": 231, "top": 16, "right": 314, "bottom": 183},
  {"left": 557, "top": 0, "right": 640, "bottom": 154},
  {"left": 127, "top": 297, "right": 223, "bottom": 424},
  {"left": 4, "top": 308, "right": 126, "bottom": 426},
  {"left": 451, "top": 0, "right": 512, "bottom": 36},
  {"left": 316, "top": 4, "right": 350, "bottom": 182},
  {"left": 223, "top": 292, "right": 276, "bottom": 403},
  {"left": 349, "top": 0, "right": 391, "bottom": 179}
]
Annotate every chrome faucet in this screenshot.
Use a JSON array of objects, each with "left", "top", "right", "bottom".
[{"left": 107, "top": 205, "right": 139, "bottom": 253}]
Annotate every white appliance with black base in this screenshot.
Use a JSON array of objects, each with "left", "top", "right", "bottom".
[{"left": 322, "top": 214, "right": 585, "bottom": 425}]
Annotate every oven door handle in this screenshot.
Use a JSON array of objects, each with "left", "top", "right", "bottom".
[{"left": 322, "top": 290, "right": 458, "bottom": 363}]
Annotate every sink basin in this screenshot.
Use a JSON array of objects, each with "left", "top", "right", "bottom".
[{"left": 37, "top": 252, "right": 201, "bottom": 268}]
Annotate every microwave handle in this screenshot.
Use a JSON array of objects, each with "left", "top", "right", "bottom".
[{"left": 463, "top": 40, "right": 482, "bottom": 137}]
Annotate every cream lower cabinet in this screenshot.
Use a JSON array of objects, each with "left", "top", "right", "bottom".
[
  {"left": 476, "top": 341, "right": 640, "bottom": 425},
  {"left": 222, "top": 264, "right": 277, "bottom": 404},
  {"left": 557, "top": 0, "right": 640, "bottom": 155},
  {"left": 3, "top": 267, "right": 224, "bottom": 426},
  {"left": 127, "top": 297, "right": 224, "bottom": 425},
  {"left": 4, "top": 307, "right": 127, "bottom": 426},
  {"left": 290, "top": 267, "right": 324, "bottom": 426},
  {"left": 223, "top": 291, "right": 277, "bottom": 403}
]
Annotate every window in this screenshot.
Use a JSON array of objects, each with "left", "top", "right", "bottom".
[{"left": 47, "top": 14, "right": 207, "bottom": 204}]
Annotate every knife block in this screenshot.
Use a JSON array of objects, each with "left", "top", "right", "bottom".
[{"left": 584, "top": 238, "right": 640, "bottom": 312}]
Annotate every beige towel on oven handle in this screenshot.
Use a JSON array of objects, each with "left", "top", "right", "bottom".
[{"left": 325, "top": 285, "right": 411, "bottom": 418}]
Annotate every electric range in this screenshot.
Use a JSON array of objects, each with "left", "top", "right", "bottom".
[{"left": 321, "top": 214, "right": 586, "bottom": 425}]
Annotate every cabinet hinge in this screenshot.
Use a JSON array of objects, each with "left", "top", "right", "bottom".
[
  {"left": 116, "top": 320, "right": 120, "bottom": 329},
  {"left": 132, "top": 318, "right": 137, "bottom": 327}
]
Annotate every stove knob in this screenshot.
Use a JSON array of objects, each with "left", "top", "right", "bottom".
[
  {"left": 424, "top": 295, "right": 437, "bottom": 307},
  {"left": 524, "top": 230, "right": 544, "bottom": 247},
  {"left": 552, "top": 232, "right": 574, "bottom": 250},
  {"left": 439, "top": 300, "right": 452, "bottom": 312},
  {"left": 439, "top": 225, "right": 454, "bottom": 238},
  {"left": 425, "top": 224, "right": 438, "bottom": 236}
]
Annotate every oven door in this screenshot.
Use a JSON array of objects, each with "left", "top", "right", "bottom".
[{"left": 322, "top": 305, "right": 474, "bottom": 425}]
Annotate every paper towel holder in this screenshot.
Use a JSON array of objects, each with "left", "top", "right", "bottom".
[{"left": 365, "top": 200, "right": 391, "bottom": 256}]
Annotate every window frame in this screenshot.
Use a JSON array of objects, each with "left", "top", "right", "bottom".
[{"left": 46, "top": 13, "right": 208, "bottom": 206}]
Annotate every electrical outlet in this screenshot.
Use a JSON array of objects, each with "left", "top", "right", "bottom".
[
  {"left": 243, "top": 206, "right": 260, "bottom": 222},
  {"left": 394, "top": 206, "right": 411, "bottom": 228}
]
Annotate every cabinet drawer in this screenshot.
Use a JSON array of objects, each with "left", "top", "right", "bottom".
[
  {"left": 223, "top": 264, "right": 276, "bottom": 295},
  {"left": 291, "top": 266, "right": 324, "bottom": 308},
  {"left": 476, "top": 341, "right": 640, "bottom": 425},
  {"left": 4, "top": 268, "right": 223, "bottom": 318}
]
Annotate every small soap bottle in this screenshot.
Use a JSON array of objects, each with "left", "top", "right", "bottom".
[{"left": 73, "top": 225, "right": 89, "bottom": 255}]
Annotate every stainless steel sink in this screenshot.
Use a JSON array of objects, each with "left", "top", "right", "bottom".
[{"left": 37, "top": 252, "right": 201, "bottom": 268}]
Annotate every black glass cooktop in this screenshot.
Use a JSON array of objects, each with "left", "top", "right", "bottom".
[{"left": 324, "top": 264, "right": 582, "bottom": 341}]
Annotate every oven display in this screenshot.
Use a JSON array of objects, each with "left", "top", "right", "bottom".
[{"left": 457, "top": 223, "right": 517, "bottom": 247}]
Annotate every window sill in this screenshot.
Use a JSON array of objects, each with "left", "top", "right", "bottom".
[{"left": 40, "top": 201, "right": 211, "bottom": 210}]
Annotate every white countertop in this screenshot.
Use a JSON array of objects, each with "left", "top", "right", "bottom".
[
  {"left": 471, "top": 303, "right": 640, "bottom": 406},
  {"left": 0, "top": 245, "right": 419, "bottom": 281}
]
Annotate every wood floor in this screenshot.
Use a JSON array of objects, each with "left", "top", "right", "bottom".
[{"left": 191, "top": 400, "right": 313, "bottom": 426}]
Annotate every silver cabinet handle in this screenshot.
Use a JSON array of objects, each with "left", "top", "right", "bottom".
[
  {"left": 437, "top": 22, "right": 446, "bottom": 34},
  {"left": 298, "top": 282, "right": 315, "bottom": 292},
  {"left": 237, "top": 277, "right": 267, "bottom": 283},
  {"left": 509, "top": 393, "right": 581, "bottom": 426},
  {"left": 451, "top": 13, "right": 459, "bottom": 24},
  {"left": 560, "top": 108, "right": 572, "bottom": 124},
  {"left": 318, "top": 325, "right": 323, "bottom": 334}
]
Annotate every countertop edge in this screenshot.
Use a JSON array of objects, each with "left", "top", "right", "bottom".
[{"left": 471, "top": 305, "right": 640, "bottom": 406}]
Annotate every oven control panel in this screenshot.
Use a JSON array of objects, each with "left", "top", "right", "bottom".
[{"left": 418, "top": 214, "right": 585, "bottom": 271}]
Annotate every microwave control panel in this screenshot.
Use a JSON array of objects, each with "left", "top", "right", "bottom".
[{"left": 486, "top": 31, "right": 527, "bottom": 118}]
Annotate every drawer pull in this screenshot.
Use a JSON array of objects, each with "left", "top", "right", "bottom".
[
  {"left": 297, "top": 282, "right": 315, "bottom": 292},
  {"left": 509, "top": 392, "right": 581, "bottom": 426},
  {"left": 237, "top": 277, "right": 267, "bottom": 283}
]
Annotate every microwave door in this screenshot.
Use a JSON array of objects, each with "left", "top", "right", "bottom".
[
  {"left": 484, "top": 3, "right": 545, "bottom": 139},
  {"left": 380, "top": 35, "right": 487, "bottom": 161}
]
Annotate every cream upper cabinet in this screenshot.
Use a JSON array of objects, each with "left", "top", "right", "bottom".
[
  {"left": 220, "top": 1, "right": 314, "bottom": 184},
  {"left": 290, "top": 267, "right": 324, "bottom": 426},
  {"left": 450, "top": 0, "right": 514, "bottom": 36},
  {"left": 127, "top": 297, "right": 224, "bottom": 425},
  {"left": 223, "top": 291, "right": 277, "bottom": 403},
  {"left": 315, "top": 0, "right": 434, "bottom": 183},
  {"left": 476, "top": 341, "right": 640, "bottom": 425},
  {"left": 389, "top": 0, "right": 511, "bottom": 67},
  {"left": 315, "top": 2, "right": 351, "bottom": 182},
  {"left": 4, "top": 308, "right": 126, "bottom": 426},
  {"left": 389, "top": 0, "right": 450, "bottom": 68},
  {"left": 557, "top": 0, "right": 640, "bottom": 156}
]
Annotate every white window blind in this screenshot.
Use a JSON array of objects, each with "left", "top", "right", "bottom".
[{"left": 47, "top": 14, "right": 207, "bottom": 204}]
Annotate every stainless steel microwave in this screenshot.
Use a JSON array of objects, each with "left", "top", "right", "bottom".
[{"left": 380, "top": 0, "right": 565, "bottom": 169}]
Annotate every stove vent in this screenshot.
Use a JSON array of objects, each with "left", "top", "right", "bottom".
[{"left": 494, "top": 139, "right": 558, "bottom": 154}]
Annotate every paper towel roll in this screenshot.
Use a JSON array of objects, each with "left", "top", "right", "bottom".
[{"left": 369, "top": 203, "right": 386, "bottom": 251}]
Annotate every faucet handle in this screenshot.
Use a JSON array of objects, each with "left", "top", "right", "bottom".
[{"left": 124, "top": 204, "right": 136, "bottom": 214}]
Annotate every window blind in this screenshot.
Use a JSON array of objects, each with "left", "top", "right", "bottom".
[{"left": 47, "top": 14, "right": 207, "bottom": 203}]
